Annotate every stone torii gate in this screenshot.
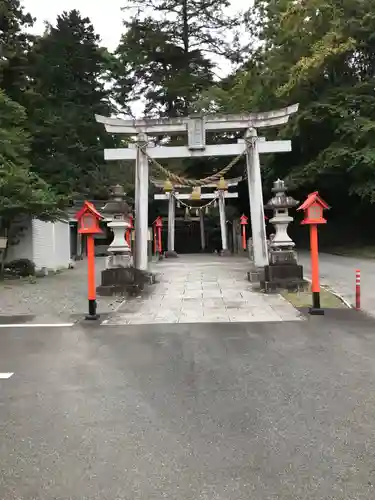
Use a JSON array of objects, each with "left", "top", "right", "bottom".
[
  {"left": 153, "top": 177, "right": 241, "bottom": 256},
  {"left": 96, "top": 105, "right": 298, "bottom": 271}
]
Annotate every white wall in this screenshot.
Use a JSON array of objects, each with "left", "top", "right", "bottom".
[
  {"left": 32, "top": 219, "right": 71, "bottom": 271},
  {"left": 53, "top": 220, "right": 71, "bottom": 269},
  {"left": 6, "top": 217, "right": 33, "bottom": 262},
  {"left": 32, "top": 219, "right": 54, "bottom": 270},
  {"left": 5, "top": 218, "right": 71, "bottom": 271}
]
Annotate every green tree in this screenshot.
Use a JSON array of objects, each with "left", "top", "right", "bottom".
[
  {"left": 0, "top": 0, "right": 34, "bottom": 104},
  {"left": 28, "top": 10, "right": 121, "bottom": 198},
  {"left": 202, "top": 0, "right": 375, "bottom": 206},
  {"left": 0, "top": 89, "right": 60, "bottom": 273},
  {"left": 114, "top": 0, "right": 241, "bottom": 116}
]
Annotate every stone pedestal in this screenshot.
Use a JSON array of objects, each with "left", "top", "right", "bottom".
[
  {"left": 97, "top": 267, "right": 155, "bottom": 296},
  {"left": 220, "top": 249, "right": 231, "bottom": 257},
  {"left": 261, "top": 250, "right": 303, "bottom": 292},
  {"left": 165, "top": 250, "right": 178, "bottom": 258}
]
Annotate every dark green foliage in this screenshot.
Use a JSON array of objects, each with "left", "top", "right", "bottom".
[
  {"left": 5, "top": 258, "right": 35, "bottom": 277},
  {"left": 0, "top": 87, "right": 60, "bottom": 275},
  {"left": 115, "top": 17, "right": 213, "bottom": 116},
  {"left": 199, "top": 0, "right": 375, "bottom": 212},
  {"left": 27, "top": 10, "right": 121, "bottom": 198},
  {"left": 0, "top": 0, "right": 34, "bottom": 104},
  {"left": 0, "top": 89, "right": 59, "bottom": 222}
]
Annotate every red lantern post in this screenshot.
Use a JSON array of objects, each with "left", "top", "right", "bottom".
[
  {"left": 240, "top": 214, "right": 248, "bottom": 250},
  {"left": 155, "top": 216, "right": 163, "bottom": 254},
  {"left": 126, "top": 215, "right": 133, "bottom": 246},
  {"left": 297, "top": 192, "right": 329, "bottom": 315},
  {"left": 153, "top": 216, "right": 163, "bottom": 255},
  {"left": 75, "top": 201, "right": 103, "bottom": 320}
]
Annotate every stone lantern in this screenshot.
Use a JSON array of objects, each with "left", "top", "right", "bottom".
[
  {"left": 97, "top": 185, "right": 155, "bottom": 297},
  {"left": 101, "top": 184, "right": 133, "bottom": 268},
  {"left": 262, "top": 179, "right": 303, "bottom": 291},
  {"left": 265, "top": 179, "right": 298, "bottom": 251}
]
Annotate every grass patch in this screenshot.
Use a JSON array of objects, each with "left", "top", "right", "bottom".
[
  {"left": 327, "top": 246, "right": 375, "bottom": 259},
  {"left": 281, "top": 283, "right": 347, "bottom": 309}
]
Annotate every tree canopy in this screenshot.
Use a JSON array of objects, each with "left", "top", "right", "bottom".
[
  {"left": 201, "top": 0, "right": 375, "bottom": 208},
  {"left": 114, "top": 0, "right": 239, "bottom": 116},
  {"left": 0, "top": 90, "right": 59, "bottom": 223},
  {"left": 27, "top": 10, "right": 122, "bottom": 198}
]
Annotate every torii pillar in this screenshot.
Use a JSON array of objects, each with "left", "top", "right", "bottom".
[
  {"left": 200, "top": 211, "right": 206, "bottom": 251},
  {"left": 245, "top": 128, "right": 268, "bottom": 268},
  {"left": 135, "top": 133, "right": 149, "bottom": 270},
  {"left": 165, "top": 192, "right": 177, "bottom": 257}
]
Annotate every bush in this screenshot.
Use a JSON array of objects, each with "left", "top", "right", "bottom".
[{"left": 5, "top": 258, "right": 36, "bottom": 277}]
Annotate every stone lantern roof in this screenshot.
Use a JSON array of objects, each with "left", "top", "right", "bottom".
[
  {"left": 101, "top": 185, "right": 130, "bottom": 217},
  {"left": 265, "top": 179, "right": 298, "bottom": 210}
]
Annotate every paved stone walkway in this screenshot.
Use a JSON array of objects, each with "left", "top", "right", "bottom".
[{"left": 104, "top": 255, "right": 303, "bottom": 325}]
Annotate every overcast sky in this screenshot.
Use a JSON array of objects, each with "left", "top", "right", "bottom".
[{"left": 23, "top": 0, "right": 247, "bottom": 51}]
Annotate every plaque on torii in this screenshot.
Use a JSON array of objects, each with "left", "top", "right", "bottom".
[
  {"left": 187, "top": 115, "right": 205, "bottom": 150},
  {"left": 96, "top": 104, "right": 299, "bottom": 271}
]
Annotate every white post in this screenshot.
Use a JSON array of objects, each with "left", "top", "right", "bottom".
[
  {"left": 77, "top": 229, "right": 82, "bottom": 258},
  {"left": 245, "top": 128, "right": 268, "bottom": 267},
  {"left": 218, "top": 190, "right": 229, "bottom": 254},
  {"left": 200, "top": 210, "right": 206, "bottom": 251},
  {"left": 166, "top": 192, "right": 177, "bottom": 257},
  {"left": 135, "top": 133, "right": 149, "bottom": 271}
]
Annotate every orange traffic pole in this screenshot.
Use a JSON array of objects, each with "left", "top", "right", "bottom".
[
  {"left": 309, "top": 224, "right": 323, "bottom": 314},
  {"left": 355, "top": 269, "right": 361, "bottom": 310},
  {"left": 242, "top": 225, "right": 246, "bottom": 250},
  {"left": 86, "top": 234, "right": 98, "bottom": 319},
  {"left": 158, "top": 225, "right": 162, "bottom": 253}
]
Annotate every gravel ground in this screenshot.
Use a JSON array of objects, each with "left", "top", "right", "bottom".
[{"left": 0, "top": 257, "right": 123, "bottom": 318}]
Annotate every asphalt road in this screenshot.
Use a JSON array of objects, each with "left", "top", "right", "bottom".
[
  {"left": 299, "top": 251, "right": 375, "bottom": 315},
  {"left": 1, "top": 314, "right": 375, "bottom": 499}
]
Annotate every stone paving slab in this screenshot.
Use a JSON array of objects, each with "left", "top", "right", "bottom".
[{"left": 104, "top": 255, "right": 303, "bottom": 325}]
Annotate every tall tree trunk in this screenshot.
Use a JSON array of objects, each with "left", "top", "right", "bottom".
[
  {"left": 182, "top": 0, "right": 189, "bottom": 54},
  {"left": 182, "top": 0, "right": 191, "bottom": 113}
]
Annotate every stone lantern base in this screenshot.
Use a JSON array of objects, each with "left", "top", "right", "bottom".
[
  {"left": 165, "top": 250, "right": 178, "bottom": 258},
  {"left": 220, "top": 249, "right": 232, "bottom": 257},
  {"left": 97, "top": 267, "right": 156, "bottom": 296},
  {"left": 261, "top": 249, "right": 304, "bottom": 292}
]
